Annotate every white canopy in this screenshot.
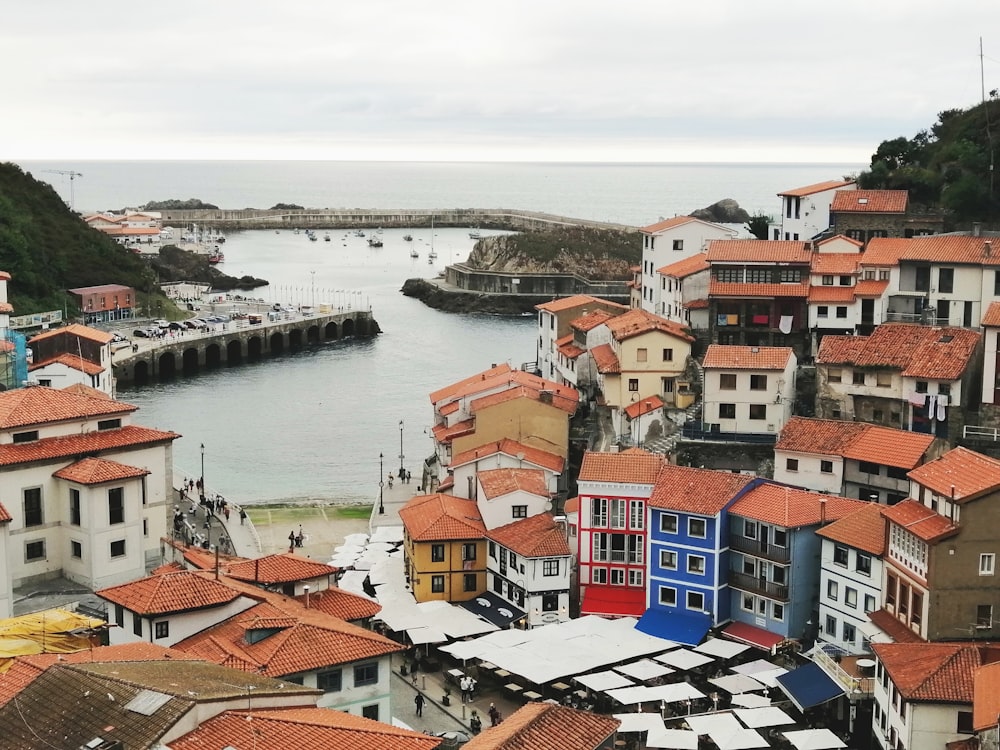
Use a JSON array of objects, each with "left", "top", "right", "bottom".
[
  {"left": 615, "top": 658, "right": 675, "bottom": 681},
  {"left": 712, "top": 728, "right": 770, "bottom": 750},
  {"left": 337, "top": 570, "right": 373, "bottom": 598},
  {"left": 653, "top": 682, "right": 705, "bottom": 703},
  {"left": 696, "top": 638, "right": 750, "bottom": 659},
  {"left": 686, "top": 713, "right": 741, "bottom": 736},
  {"left": 655, "top": 648, "right": 715, "bottom": 670},
  {"left": 748, "top": 667, "right": 788, "bottom": 688},
  {"left": 730, "top": 694, "right": 772, "bottom": 708},
  {"left": 686, "top": 713, "right": 768, "bottom": 750},
  {"left": 613, "top": 713, "right": 665, "bottom": 735},
  {"left": 406, "top": 626, "right": 448, "bottom": 645},
  {"left": 605, "top": 685, "right": 661, "bottom": 705},
  {"left": 731, "top": 658, "right": 779, "bottom": 676},
  {"left": 575, "top": 670, "right": 635, "bottom": 692},
  {"left": 733, "top": 707, "right": 796, "bottom": 729},
  {"left": 647, "top": 729, "right": 700, "bottom": 749},
  {"left": 343, "top": 532, "right": 370, "bottom": 545},
  {"left": 783, "top": 729, "right": 847, "bottom": 750},
  {"left": 369, "top": 525, "right": 405, "bottom": 543},
  {"left": 710, "top": 674, "right": 767, "bottom": 695}
]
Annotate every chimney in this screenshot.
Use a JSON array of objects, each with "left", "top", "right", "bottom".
[
  {"left": 985, "top": 240, "right": 993, "bottom": 258},
  {"left": 304, "top": 585, "right": 310, "bottom": 608},
  {"left": 819, "top": 498, "right": 827, "bottom": 526},
  {"left": 539, "top": 390, "right": 553, "bottom": 405},
  {"left": 973, "top": 222, "right": 982, "bottom": 237}
]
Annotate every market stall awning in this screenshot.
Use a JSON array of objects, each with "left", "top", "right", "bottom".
[
  {"left": 722, "top": 622, "right": 785, "bottom": 652},
  {"left": 635, "top": 608, "right": 710, "bottom": 646},
  {"left": 782, "top": 729, "right": 846, "bottom": 750},
  {"left": 580, "top": 586, "right": 646, "bottom": 618},
  {"left": 459, "top": 591, "right": 525, "bottom": 628},
  {"left": 776, "top": 663, "right": 844, "bottom": 713}
]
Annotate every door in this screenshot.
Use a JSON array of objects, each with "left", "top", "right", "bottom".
[
  {"left": 759, "top": 525, "right": 769, "bottom": 554},
  {"left": 964, "top": 301, "right": 973, "bottom": 328},
  {"left": 937, "top": 299, "right": 950, "bottom": 325},
  {"left": 861, "top": 298, "right": 874, "bottom": 325}
]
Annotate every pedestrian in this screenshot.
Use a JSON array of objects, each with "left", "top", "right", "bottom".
[
  {"left": 488, "top": 703, "right": 500, "bottom": 727},
  {"left": 288, "top": 530, "right": 295, "bottom": 552},
  {"left": 388, "top": 472, "right": 394, "bottom": 488},
  {"left": 470, "top": 710, "right": 482, "bottom": 734},
  {"left": 460, "top": 676, "right": 469, "bottom": 704},
  {"left": 223, "top": 506, "right": 230, "bottom": 521},
  {"left": 414, "top": 693, "right": 424, "bottom": 717},
  {"left": 468, "top": 676, "right": 477, "bottom": 701},
  {"left": 239, "top": 508, "right": 247, "bottom": 525}
]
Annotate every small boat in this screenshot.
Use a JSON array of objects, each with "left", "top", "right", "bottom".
[
  {"left": 469, "top": 228, "right": 481, "bottom": 239},
  {"left": 428, "top": 248, "right": 438, "bottom": 260},
  {"left": 403, "top": 234, "right": 413, "bottom": 241},
  {"left": 208, "top": 251, "right": 225, "bottom": 264},
  {"left": 293, "top": 228, "right": 300, "bottom": 235},
  {"left": 354, "top": 229, "right": 365, "bottom": 237},
  {"left": 324, "top": 233, "right": 331, "bottom": 242},
  {"left": 368, "top": 235, "right": 383, "bottom": 248},
  {"left": 410, "top": 249, "right": 419, "bottom": 258},
  {"left": 309, "top": 234, "right": 318, "bottom": 241}
]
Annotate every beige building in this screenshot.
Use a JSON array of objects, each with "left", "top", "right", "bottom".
[{"left": 534, "top": 295, "right": 628, "bottom": 382}]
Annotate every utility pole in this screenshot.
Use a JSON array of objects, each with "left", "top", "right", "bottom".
[{"left": 42, "top": 169, "right": 84, "bottom": 212}]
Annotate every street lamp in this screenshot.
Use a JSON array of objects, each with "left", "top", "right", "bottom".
[
  {"left": 399, "top": 420, "right": 405, "bottom": 477},
  {"left": 310, "top": 270, "right": 316, "bottom": 308},
  {"left": 200, "top": 443, "right": 205, "bottom": 501},
  {"left": 379, "top": 453, "right": 385, "bottom": 514}
]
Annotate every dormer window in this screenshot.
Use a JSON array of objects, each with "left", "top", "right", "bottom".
[
  {"left": 98, "top": 418, "right": 122, "bottom": 430},
  {"left": 12, "top": 430, "right": 39, "bottom": 444}
]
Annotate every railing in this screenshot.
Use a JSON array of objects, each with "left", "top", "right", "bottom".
[
  {"left": 728, "top": 571, "right": 789, "bottom": 601},
  {"left": 812, "top": 646, "right": 875, "bottom": 697},
  {"left": 681, "top": 424, "right": 777, "bottom": 445},
  {"left": 963, "top": 425, "right": 1000, "bottom": 442},
  {"left": 885, "top": 311, "right": 951, "bottom": 326},
  {"left": 729, "top": 535, "right": 791, "bottom": 564}
]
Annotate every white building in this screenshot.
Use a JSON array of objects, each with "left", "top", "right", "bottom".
[
  {"left": 981, "top": 302, "right": 1000, "bottom": 412},
  {"left": 807, "top": 236, "right": 865, "bottom": 343},
  {"left": 474, "top": 467, "right": 552, "bottom": 530},
  {"left": 773, "top": 180, "right": 855, "bottom": 241},
  {"left": 656, "top": 253, "right": 711, "bottom": 328},
  {"left": 485, "top": 512, "right": 572, "bottom": 628},
  {"left": 816, "top": 504, "right": 886, "bottom": 653},
  {"left": 701, "top": 345, "right": 796, "bottom": 437},
  {"left": 445, "top": 438, "right": 563, "bottom": 503},
  {"left": 534, "top": 296, "right": 628, "bottom": 382}
]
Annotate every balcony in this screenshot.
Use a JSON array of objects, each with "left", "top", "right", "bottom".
[
  {"left": 729, "top": 571, "right": 789, "bottom": 601},
  {"left": 811, "top": 644, "right": 875, "bottom": 698},
  {"left": 729, "top": 534, "right": 791, "bottom": 564}
]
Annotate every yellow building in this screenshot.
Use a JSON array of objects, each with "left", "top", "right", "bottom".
[{"left": 399, "top": 493, "right": 487, "bottom": 603}]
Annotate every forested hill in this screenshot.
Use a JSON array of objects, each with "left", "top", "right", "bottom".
[
  {"left": 0, "top": 163, "right": 153, "bottom": 314},
  {"left": 857, "top": 97, "right": 1000, "bottom": 224}
]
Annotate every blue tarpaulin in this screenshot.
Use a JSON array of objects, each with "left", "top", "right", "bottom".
[
  {"left": 776, "top": 662, "right": 844, "bottom": 712},
  {"left": 635, "top": 608, "right": 712, "bottom": 646}
]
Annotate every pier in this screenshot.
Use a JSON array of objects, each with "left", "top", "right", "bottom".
[{"left": 112, "top": 308, "right": 378, "bottom": 386}]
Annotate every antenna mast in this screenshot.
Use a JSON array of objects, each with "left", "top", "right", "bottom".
[{"left": 983, "top": 37, "right": 995, "bottom": 199}]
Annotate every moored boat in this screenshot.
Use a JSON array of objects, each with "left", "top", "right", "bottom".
[{"left": 403, "top": 234, "right": 413, "bottom": 241}]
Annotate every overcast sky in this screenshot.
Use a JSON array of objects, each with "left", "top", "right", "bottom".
[{"left": 3, "top": 1, "right": 997, "bottom": 163}]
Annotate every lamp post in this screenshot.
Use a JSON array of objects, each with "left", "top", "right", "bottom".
[
  {"left": 399, "top": 420, "right": 405, "bottom": 477},
  {"left": 200, "top": 443, "right": 205, "bottom": 500},
  {"left": 310, "top": 270, "right": 316, "bottom": 309},
  {"left": 379, "top": 453, "right": 385, "bottom": 514}
]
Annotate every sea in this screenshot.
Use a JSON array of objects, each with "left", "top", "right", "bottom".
[{"left": 14, "top": 160, "right": 863, "bottom": 505}]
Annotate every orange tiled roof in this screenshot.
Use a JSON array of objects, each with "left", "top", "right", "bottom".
[
  {"left": 0, "top": 425, "right": 180, "bottom": 467},
  {"left": 808, "top": 285, "right": 857, "bottom": 303},
  {"left": 816, "top": 235, "right": 865, "bottom": 250},
  {"left": 703, "top": 344, "right": 793, "bottom": 370},
  {"left": 881, "top": 499, "right": 958, "bottom": 542},
  {"left": 292, "top": 586, "right": 381, "bottom": 621},
  {"left": 817, "top": 323, "right": 980, "bottom": 380},
  {"left": 864, "top": 235, "right": 1000, "bottom": 268},
  {"left": 709, "top": 279, "right": 811, "bottom": 298},
  {"left": 869, "top": 608, "right": 926, "bottom": 644},
  {"left": 729, "top": 483, "right": 864, "bottom": 528},
  {"left": 450, "top": 439, "right": 564, "bottom": 474},
  {"left": 649, "top": 466, "right": 756, "bottom": 515},
  {"left": 854, "top": 279, "right": 889, "bottom": 297},
  {"left": 810, "top": 253, "right": 861, "bottom": 275},
  {"left": 974, "top": 662, "right": 1000, "bottom": 731},
  {"left": 478, "top": 467, "right": 549, "bottom": 500},
  {"left": 657, "top": 253, "right": 710, "bottom": 279},
  {"left": 778, "top": 180, "right": 855, "bottom": 197},
  {"left": 831, "top": 189, "right": 908, "bottom": 213},
  {"left": 463, "top": 702, "right": 619, "bottom": 750},
  {"left": 706, "top": 240, "right": 812, "bottom": 264},
  {"left": 557, "top": 339, "right": 586, "bottom": 359},
  {"left": 399, "top": 493, "right": 486, "bottom": 541},
  {"left": 487, "top": 512, "right": 571, "bottom": 558},
  {"left": 907, "top": 446, "right": 1000, "bottom": 501},
  {"left": 0, "top": 386, "right": 136, "bottom": 429},
  {"left": 471, "top": 383, "right": 579, "bottom": 416},
  {"left": 434, "top": 369, "right": 571, "bottom": 409},
  {"left": 776, "top": 417, "right": 868, "bottom": 454},
  {"left": 0, "top": 503, "right": 12, "bottom": 523},
  {"left": 29, "top": 352, "right": 104, "bottom": 376},
  {"left": 431, "top": 418, "right": 476, "bottom": 444},
  {"left": 52, "top": 457, "right": 150, "bottom": 485},
  {"left": 429, "top": 364, "right": 512, "bottom": 404},
  {"left": 0, "top": 270, "right": 11, "bottom": 281},
  {"left": 816, "top": 503, "right": 887, "bottom": 555},
  {"left": 776, "top": 417, "right": 934, "bottom": 470},
  {"left": 61, "top": 382, "right": 112, "bottom": 399},
  {"left": 590, "top": 343, "right": 620, "bottom": 374},
  {"left": 641, "top": 216, "right": 700, "bottom": 233},
  {"left": 225, "top": 553, "right": 335, "bottom": 585},
  {"left": 605, "top": 308, "right": 694, "bottom": 343},
  {"left": 578, "top": 448, "right": 665, "bottom": 485},
  {"left": 97, "top": 570, "right": 244, "bottom": 615},
  {"left": 570, "top": 309, "right": 617, "bottom": 332},
  {"left": 28, "top": 323, "right": 114, "bottom": 345},
  {"left": 564, "top": 496, "right": 579, "bottom": 514},
  {"left": 169, "top": 707, "right": 443, "bottom": 750},
  {"left": 534, "top": 294, "right": 619, "bottom": 313},
  {"left": 684, "top": 298, "right": 709, "bottom": 309},
  {"left": 624, "top": 395, "right": 664, "bottom": 419},
  {"left": 984, "top": 301, "right": 1000, "bottom": 327},
  {"left": 872, "top": 642, "right": 997, "bottom": 702}
]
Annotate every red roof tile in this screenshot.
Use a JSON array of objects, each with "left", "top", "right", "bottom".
[
  {"left": 641, "top": 216, "right": 700, "bottom": 233},
  {"left": 684, "top": 298, "right": 709, "bottom": 309},
  {"left": 863, "top": 235, "right": 1000, "bottom": 267},
  {"left": 816, "top": 503, "right": 887, "bottom": 555},
  {"left": 449, "top": 439, "right": 564, "bottom": 474},
  {"left": 729, "top": 483, "right": 864, "bottom": 528},
  {"left": 399, "top": 493, "right": 486, "bottom": 541},
  {"left": 817, "top": 235, "right": 864, "bottom": 250},
  {"left": 590, "top": 343, "right": 620, "bottom": 374},
  {"left": 907, "top": 447, "right": 1000, "bottom": 502},
  {"left": 432, "top": 418, "right": 476, "bottom": 444},
  {"left": 649, "top": 466, "right": 756, "bottom": 515},
  {"left": 657, "top": 253, "right": 710, "bottom": 279},
  {"left": 703, "top": 345, "right": 793, "bottom": 370},
  {"left": 777, "top": 417, "right": 934, "bottom": 470},
  {"left": 470, "top": 383, "right": 579, "bottom": 416},
  {"left": 570, "top": 309, "right": 617, "bottom": 332},
  {"left": 881, "top": 499, "right": 958, "bottom": 543},
  {"left": 776, "top": 417, "right": 868, "bottom": 454},
  {"left": 605, "top": 308, "right": 694, "bottom": 343},
  {"left": 557, "top": 339, "right": 586, "bottom": 359},
  {"left": 0, "top": 386, "right": 135, "bottom": 429},
  {"left": 0, "top": 425, "right": 180, "bottom": 467},
  {"left": 983, "top": 301, "right": 1000, "bottom": 327},
  {"left": 810, "top": 254, "right": 862, "bottom": 275},
  {"left": 478, "top": 468, "right": 549, "bottom": 500},
  {"left": 624, "top": 395, "right": 664, "bottom": 419},
  {"left": 974, "top": 662, "right": 1000, "bottom": 731},
  {"left": 868, "top": 608, "right": 926, "bottom": 644},
  {"left": 578, "top": 448, "right": 665, "bottom": 485},
  {"left": 831, "top": 189, "right": 908, "bottom": 213},
  {"left": 464, "top": 702, "right": 619, "bottom": 750},
  {"left": 97, "top": 571, "right": 244, "bottom": 615},
  {"left": 28, "top": 323, "right": 114, "bottom": 345},
  {"left": 292, "top": 586, "right": 381, "bottom": 621},
  {"left": 52, "top": 457, "right": 150, "bottom": 485},
  {"left": 706, "top": 240, "right": 812, "bottom": 264},
  {"left": 534, "top": 295, "right": 628, "bottom": 314},
  {"left": 854, "top": 279, "right": 889, "bottom": 297},
  {"left": 778, "top": 180, "right": 855, "bottom": 197},
  {"left": 808, "top": 286, "right": 857, "bottom": 303},
  {"left": 225, "top": 553, "right": 336, "bottom": 585},
  {"left": 429, "top": 364, "right": 512, "bottom": 404},
  {"left": 872, "top": 642, "right": 999, "bottom": 702},
  {"left": 709, "top": 279, "right": 810, "bottom": 298},
  {"left": 487, "top": 513, "right": 571, "bottom": 557},
  {"left": 29, "top": 353, "right": 105, "bottom": 376}
]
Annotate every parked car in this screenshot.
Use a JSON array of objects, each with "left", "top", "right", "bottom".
[
  {"left": 132, "top": 328, "right": 153, "bottom": 338},
  {"left": 167, "top": 322, "right": 186, "bottom": 331},
  {"left": 152, "top": 319, "right": 169, "bottom": 329}
]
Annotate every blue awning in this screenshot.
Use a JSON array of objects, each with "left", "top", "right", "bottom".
[
  {"left": 459, "top": 591, "right": 525, "bottom": 628},
  {"left": 635, "top": 608, "right": 711, "bottom": 646},
  {"left": 776, "top": 662, "right": 844, "bottom": 712}
]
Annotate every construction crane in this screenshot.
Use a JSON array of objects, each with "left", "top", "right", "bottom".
[{"left": 42, "top": 169, "right": 84, "bottom": 212}]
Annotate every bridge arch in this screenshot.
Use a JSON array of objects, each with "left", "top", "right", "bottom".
[
  {"left": 226, "top": 339, "right": 243, "bottom": 364},
  {"left": 157, "top": 352, "right": 177, "bottom": 381},
  {"left": 289, "top": 329, "right": 303, "bottom": 351},
  {"left": 182, "top": 348, "right": 200, "bottom": 376},
  {"left": 306, "top": 324, "right": 320, "bottom": 344},
  {"left": 324, "top": 321, "right": 339, "bottom": 340},
  {"left": 205, "top": 344, "right": 222, "bottom": 369},
  {"left": 247, "top": 336, "right": 263, "bottom": 360},
  {"left": 133, "top": 360, "right": 150, "bottom": 385},
  {"left": 343, "top": 318, "right": 356, "bottom": 338},
  {"left": 270, "top": 331, "right": 285, "bottom": 354}
]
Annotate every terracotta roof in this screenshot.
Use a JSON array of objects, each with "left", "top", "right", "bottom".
[
  {"left": 624, "top": 394, "right": 664, "bottom": 419},
  {"left": 872, "top": 642, "right": 1000, "bottom": 702},
  {"left": 0, "top": 386, "right": 136, "bottom": 429},
  {"left": 557, "top": 339, "right": 586, "bottom": 359},
  {"left": 0, "top": 302, "right": 11, "bottom": 314},
  {"left": 439, "top": 400, "right": 461, "bottom": 416},
  {"left": 868, "top": 608, "right": 926, "bottom": 644},
  {"left": 684, "top": 298, "right": 709, "bottom": 309},
  {"left": 28, "top": 323, "right": 113, "bottom": 345},
  {"left": 535, "top": 294, "right": 627, "bottom": 314},
  {"left": 292, "top": 586, "right": 381, "bottom": 621},
  {"left": 817, "top": 235, "right": 865, "bottom": 250},
  {"left": 170, "top": 708, "right": 443, "bottom": 750},
  {"left": 854, "top": 279, "right": 889, "bottom": 297},
  {"left": 52, "top": 456, "right": 150, "bottom": 485},
  {"left": 570, "top": 309, "right": 617, "bottom": 332},
  {"left": 68, "top": 283, "right": 133, "bottom": 295},
  {"left": 817, "top": 323, "right": 980, "bottom": 380},
  {"left": 564, "top": 496, "right": 579, "bottom": 514},
  {"left": 974, "top": 662, "right": 1000, "bottom": 731},
  {"left": 0, "top": 270, "right": 10, "bottom": 280},
  {"left": 816, "top": 503, "right": 887, "bottom": 555},
  {"left": 811, "top": 253, "right": 862, "bottom": 275},
  {"left": 487, "top": 512, "right": 571, "bottom": 558},
  {"left": 226, "top": 553, "right": 336, "bottom": 585},
  {"left": 706, "top": 240, "right": 812, "bottom": 264},
  {"left": 703, "top": 344, "right": 793, "bottom": 370},
  {"left": 463, "top": 702, "right": 619, "bottom": 750},
  {"left": 97, "top": 570, "right": 244, "bottom": 615},
  {"left": 605, "top": 308, "right": 694, "bottom": 343},
  {"left": 470, "top": 383, "right": 579, "bottom": 416},
  {"left": 649, "top": 466, "right": 756, "bottom": 515},
  {"left": 776, "top": 417, "right": 868, "bottom": 454},
  {"left": 0, "top": 502, "right": 11, "bottom": 523},
  {"left": 983, "top": 301, "right": 1000, "bottom": 327},
  {"left": 578, "top": 448, "right": 665, "bottom": 485},
  {"left": 429, "top": 363, "right": 512, "bottom": 404},
  {"left": 478, "top": 467, "right": 549, "bottom": 500},
  {"left": 0, "top": 425, "right": 180, "bottom": 467},
  {"left": 29, "top": 352, "right": 105, "bottom": 376},
  {"left": 808, "top": 285, "right": 858, "bottom": 303},
  {"left": 432, "top": 418, "right": 476, "bottom": 444},
  {"left": 657, "top": 253, "right": 710, "bottom": 278},
  {"left": 61, "top": 382, "right": 113, "bottom": 399},
  {"left": 433, "top": 369, "right": 571, "bottom": 410},
  {"left": 399, "top": 493, "right": 486, "bottom": 541},
  {"left": 449, "top": 438, "right": 564, "bottom": 474},
  {"left": 641, "top": 216, "right": 700, "bottom": 233},
  {"left": 778, "top": 180, "right": 855, "bottom": 197},
  {"left": 776, "top": 417, "right": 934, "bottom": 469},
  {"left": 729, "top": 483, "right": 864, "bottom": 528},
  {"left": 831, "top": 189, "right": 908, "bottom": 213},
  {"left": 590, "top": 343, "right": 620, "bottom": 373},
  {"left": 907, "top": 446, "right": 1000, "bottom": 502},
  {"left": 709, "top": 279, "right": 810, "bottom": 298},
  {"left": 864, "top": 235, "right": 1000, "bottom": 267},
  {"left": 881, "top": 499, "right": 958, "bottom": 543}
]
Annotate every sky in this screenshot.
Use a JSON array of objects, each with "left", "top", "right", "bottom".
[{"left": 3, "top": 1, "right": 998, "bottom": 164}]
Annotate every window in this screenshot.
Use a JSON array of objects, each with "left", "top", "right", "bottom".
[
  {"left": 827, "top": 368, "right": 842, "bottom": 383},
  {"left": 512, "top": 505, "right": 527, "bottom": 518},
  {"left": 543, "top": 559, "right": 559, "bottom": 576},
  {"left": 591, "top": 568, "right": 607, "bottom": 584},
  {"left": 820, "top": 460, "right": 834, "bottom": 474},
  {"left": 686, "top": 591, "right": 704, "bottom": 611},
  {"left": 354, "top": 662, "right": 378, "bottom": 687},
  {"left": 154, "top": 621, "right": 169, "bottom": 639},
  {"left": 629, "top": 500, "right": 644, "bottom": 530},
  {"left": 628, "top": 379, "right": 639, "bottom": 392},
  {"left": 749, "top": 404, "right": 766, "bottom": 420},
  {"left": 659, "top": 587, "right": 677, "bottom": 606},
  {"left": 865, "top": 594, "right": 877, "bottom": 613},
  {"left": 886, "top": 575, "right": 897, "bottom": 606},
  {"left": 845, "top": 587, "right": 858, "bottom": 608},
  {"left": 108, "top": 487, "right": 125, "bottom": 525},
  {"left": 825, "top": 615, "right": 837, "bottom": 635},
  {"left": 489, "top": 541, "right": 497, "bottom": 560},
  {"left": 673, "top": 239, "right": 683, "bottom": 252},
  {"left": 744, "top": 520, "right": 757, "bottom": 539},
  {"left": 431, "top": 544, "right": 445, "bottom": 562},
  {"left": 610, "top": 568, "right": 625, "bottom": 585},
  {"left": 911, "top": 591, "right": 923, "bottom": 625},
  {"left": 115, "top": 605, "right": 124, "bottom": 628},
  {"left": 887, "top": 466, "right": 909, "bottom": 480},
  {"left": 23, "top": 488, "right": 43, "bottom": 527},
  {"left": 817, "top": 306, "right": 829, "bottom": 318},
  {"left": 463, "top": 573, "right": 477, "bottom": 592},
  {"left": 836, "top": 306, "right": 848, "bottom": 318},
  {"left": 876, "top": 371, "right": 892, "bottom": 387},
  {"left": 110, "top": 540, "right": 126, "bottom": 558},
  {"left": 773, "top": 529, "right": 787, "bottom": 547},
  {"left": 25, "top": 540, "right": 45, "bottom": 561},
  {"left": 97, "top": 418, "right": 121, "bottom": 430},
  {"left": 660, "top": 514, "right": 678, "bottom": 534},
  {"left": 592, "top": 498, "right": 608, "bottom": 527},
  {"left": 687, "top": 555, "right": 706, "bottom": 575},
  {"left": 939, "top": 267, "right": 954, "bottom": 294},
  {"left": 822, "top": 275, "right": 834, "bottom": 286},
  {"left": 362, "top": 704, "right": 379, "bottom": 721},
  {"left": 719, "top": 373, "right": 737, "bottom": 390},
  {"left": 843, "top": 622, "right": 857, "bottom": 644},
  {"left": 741, "top": 594, "right": 755, "bottom": 611},
  {"left": 688, "top": 518, "right": 706, "bottom": 538},
  {"left": 662, "top": 348, "right": 674, "bottom": 361},
  {"left": 462, "top": 543, "right": 477, "bottom": 561},
  {"left": 509, "top": 551, "right": 517, "bottom": 567},
  {"left": 852, "top": 370, "right": 865, "bottom": 385},
  {"left": 958, "top": 712, "right": 975, "bottom": 734},
  {"left": 833, "top": 545, "right": 849, "bottom": 567},
  {"left": 856, "top": 554, "right": 872, "bottom": 576},
  {"left": 70, "top": 489, "right": 81, "bottom": 525},
  {"left": 749, "top": 374, "right": 768, "bottom": 391},
  {"left": 872, "top": 409, "right": 884, "bottom": 422},
  {"left": 12, "top": 430, "right": 39, "bottom": 444},
  {"left": 431, "top": 575, "right": 445, "bottom": 593},
  {"left": 839, "top": 275, "right": 852, "bottom": 286},
  {"left": 71, "top": 540, "right": 82, "bottom": 559},
  {"left": 719, "top": 403, "right": 736, "bottom": 419},
  {"left": 637, "top": 348, "right": 648, "bottom": 362},
  {"left": 827, "top": 580, "right": 839, "bottom": 600},
  {"left": 977, "top": 604, "right": 993, "bottom": 628},
  {"left": 133, "top": 613, "right": 142, "bottom": 637},
  {"left": 858, "top": 461, "right": 880, "bottom": 475},
  {"left": 660, "top": 550, "right": 677, "bottom": 569},
  {"left": 772, "top": 603, "right": 784, "bottom": 621},
  {"left": 785, "top": 458, "right": 799, "bottom": 472},
  {"left": 915, "top": 380, "right": 928, "bottom": 393},
  {"left": 629, "top": 570, "right": 644, "bottom": 587},
  {"left": 542, "top": 593, "right": 559, "bottom": 612},
  {"left": 779, "top": 268, "right": 801, "bottom": 282},
  {"left": 492, "top": 574, "right": 502, "bottom": 594},
  {"left": 980, "top": 553, "right": 996, "bottom": 576},
  {"left": 610, "top": 499, "right": 626, "bottom": 529}
]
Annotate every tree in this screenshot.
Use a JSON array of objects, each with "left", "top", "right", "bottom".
[{"left": 745, "top": 212, "right": 772, "bottom": 240}]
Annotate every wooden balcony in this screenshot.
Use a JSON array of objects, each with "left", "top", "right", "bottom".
[
  {"left": 729, "top": 571, "right": 790, "bottom": 601},
  {"left": 729, "top": 534, "right": 791, "bottom": 564}
]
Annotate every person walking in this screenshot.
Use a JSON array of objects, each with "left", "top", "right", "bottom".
[
  {"left": 488, "top": 703, "right": 500, "bottom": 727},
  {"left": 459, "top": 676, "right": 470, "bottom": 704},
  {"left": 288, "top": 530, "right": 295, "bottom": 552},
  {"left": 470, "top": 710, "right": 482, "bottom": 734},
  {"left": 239, "top": 508, "right": 247, "bottom": 525},
  {"left": 414, "top": 693, "right": 424, "bottom": 717}
]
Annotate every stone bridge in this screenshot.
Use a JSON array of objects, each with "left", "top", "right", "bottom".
[{"left": 113, "top": 310, "right": 378, "bottom": 386}]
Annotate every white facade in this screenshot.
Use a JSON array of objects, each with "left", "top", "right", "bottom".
[
  {"left": 774, "top": 449, "right": 844, "bottom": 494},
  {"left": 29, "top": 358, "right": 113, "bottom": 396},
  {"left": 104, "top": 595, "right": 258, "bottom": 647},
  {"left": 486, "top": 540, "right": 571, "bottom": 628},
  {"left": 640, "top": 219, "right": 736, "bottom": 314},
  {"left": 702, "top": 356, "right": 797, "bottom": 436},
  {"left": 0, "top": 522, "right": 11, "bottom": 618},
  {"left": 817, "top": 538, "right": 883, "bottom": 653},
  {"left": 302, "top": 654, "right": 395, "bottom": 720},
  {"left": 873, "top": 667, "right": 973, "bottom": 750},
  {"left": 449, "top": 451, "right": 561, "bottom": 502},
  {"left": 659, "top": 267, "right": 710, "bottom": 324},
  {"left": 774, "top": 182, "right": 855, "bottom": 241},
  {"left": 983, "top": 324, "right": 1000, "bottom": 405},
  {"left": 475, "top": 483, "right": 551, "bottom": 531}
]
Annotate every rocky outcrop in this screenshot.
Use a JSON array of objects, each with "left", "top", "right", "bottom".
[
  {"left": 467, "top": 231, "right": 635, "bottom": 279},
  {"left": 401, "top": 278, "right": 543, "bottom": 314},
  {"left": 690, "top": 198, "right": 750, "bottom": 224}
]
